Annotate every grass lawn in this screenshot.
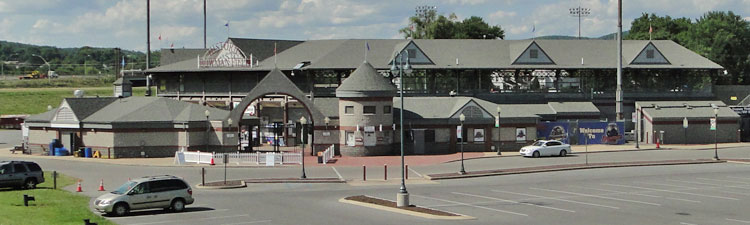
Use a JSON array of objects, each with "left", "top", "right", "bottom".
[
  {"left": 0, "top": 87, "right": 151, "bottom": 115},
  {"left": 0, "top": 172, "right": 116, "bottom": 225}
]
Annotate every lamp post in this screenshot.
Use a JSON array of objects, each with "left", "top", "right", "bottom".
[
  {"left": 205, "top": 109, "right": 210, "bottom": 151},
  {"left": 496, "top": 106, "right": 501, "bottom": 155},
  {"left": 390, "top": 50, "right": 412, "bottom": 207},
  {"left": 714, "top": 107, "right": 719, "bottom": 160},
  {"left": 324, "top": 117, "right": 330, "bottom": 130},
  {"left": 227, "top": 118, "right": 235, "bottom": 150},
  {"left": 31, "top": 54, "right": 50, "bottom": 81},
  {"left": 300, "top": 116, "right": 307, "bottom": 179},
  {"left": 459, "top": 113, "right": 466, "bottom": 175}
]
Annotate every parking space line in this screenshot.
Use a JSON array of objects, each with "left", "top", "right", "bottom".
[
  {"left": 697, "top": 177, "right": 750, "bottom": 185},
  {"left": 634, "top": 181, "right": 750, "bottom": 198},
  {"left": 727, "top": 218, "right": 750, "bottom": 224},
  {"left": 128, "top": 214, "right": 250, "bottom": 225},
  {"left": 530, "top": 187, "right": 661, "bottom": 206},
  {"left": 331, "top": 167, "right": 343, "bottom": 180},
  {"left": 452, "top": 192, "right": 575, "bottom": 213},
  {"left": 408, "top": 166, "right": 424, "bottom": 178},
  {"left": 491, "top": 190, "right": 620, "bottom": 209},
  {"left": 412, "top": 194, "right": 528, "bottom": 216},
  {"left": 605, "top": 183, "right": 740, "bottom": 201},
  {"left": 221, "top": 220, "right": 272, "bottom": 225},
  {"left": 726, "top": 176, "right": 750, "bottom": 181},
  {"left": 668, "top": 179, "right": 750, "bottom": 190},
  {"left": 580, "top": 186, "right": 700, "bottom": 203},
  {"left": 680, "top": 222, "right": 697, "bottom": 225}
]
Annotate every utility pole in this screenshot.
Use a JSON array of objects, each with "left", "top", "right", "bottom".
[
  {"left": 616, "top": 0, "right": 624, "bottom": 121},
  {"left": 146, "top": 0, "right": 151, "bottom": 70}
]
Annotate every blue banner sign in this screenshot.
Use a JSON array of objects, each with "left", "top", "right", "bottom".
[
  {"left": 537, "top": 122, "right": 571, "bottom": 144},
  {"left": 578, "top": 122, "right": 625, "bottom": 145}
]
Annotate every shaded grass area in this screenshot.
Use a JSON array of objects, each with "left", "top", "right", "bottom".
[
  {"left": 0, "top": 76, "right": 116, "bottom": 89},
  {"left": 0, "top": 171, "right": 115, "bottom": 225},
  {"left": 0, "top": 87, "right": 151, "bottom": 115}
]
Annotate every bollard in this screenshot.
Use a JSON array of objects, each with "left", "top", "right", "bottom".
[
  {"left": 362, "top": 165, "right": 366, "bottom": 181},
  {"left": 405, "top": 165, "right": 408, "bottom": 180},
  {"left": 384, "top": 164, "right": 387, "bottom": 181},
  {"left": 201, "top": 167, "right": 206, "bottom": 186},
  {"left": 53, "top": 171, "right": 57, "bottom": 190}
]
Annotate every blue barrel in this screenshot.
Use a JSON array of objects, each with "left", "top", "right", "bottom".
[
  {"left": 49, "top": 142, "right": 55, "bottom": 156},
  {"left": 84, "top": 147, "right": 92, "bottom": 158},
  {"left": 54, "top": 148, "right": 69, "bottom": 156}
]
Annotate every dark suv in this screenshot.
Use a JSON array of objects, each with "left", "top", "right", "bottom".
[{"left": 0, "top": 161, "right": 45, "bottom": 189}]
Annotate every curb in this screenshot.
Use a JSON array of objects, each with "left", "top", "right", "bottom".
[
  {"left": 195, "top": 181, "right": 247, "bottom": 189},
  {"left": 339, "top": 197, "right": 474, "bottom": 220},
  {"left": 425, "top": 159, "right": 725, "bottom": 180},
  {"left": 243, "top": 178, "right": 345, "bottom": 184}
]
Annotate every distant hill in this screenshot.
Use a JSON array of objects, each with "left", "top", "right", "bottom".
[
  {"left": 0, "top": 40, "right": 158, "bottom": 76},
  {"left": 533, "top": 31, "right": 630, "bottom": 40}
]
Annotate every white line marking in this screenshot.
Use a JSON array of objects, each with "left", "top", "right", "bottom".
[
  {"left": 413, "top": 194, "right": 528, "bottom": 216},
  {"left": 580, "top": 186, "right": 700, "bottom": 203},
  {"left": 635, "top": 181, "right": 750, "bottom": 198},
  {"left": 530, "top": 187, "right": 661, "bottom": 206},
  {"left": 727, "top": 176, "right": 750, "bottom": 181},
  {"left": 128, "top": 215, "right": 250, "bottom": 225},
  {"left": 680, "top": 222, "right": 697, "bottom": 225},
  {"left": 408, "top": 166, "right": 424, "bottom": 178},
  {"left": 491, "top": 190, "right": 620, "bottom": 209},
  {"left": 452, "top": 192, "right": 575, "bottom": 213},
  {"left": 698, "top": 177, "right": 750, "bottom": 185},
  {"left": 221, "top": 220, "right": 273, "bottom": 225},
  {"left": 605, "top": 183, "right": 740, "bottom": 201},
  {"left": 331, "top": 167, "right": 343, "bottom": 180},
  {"left": 727, "top": 218, "right": 750, "bottom": 224},
  {"left": 668, "top": 179, "right": 750, "bottom": 190}
]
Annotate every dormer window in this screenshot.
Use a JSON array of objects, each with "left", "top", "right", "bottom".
[
  {"left": 646, "top": 50, "right": 655, "bottom": 59},
  {"left": 530, "top": 49, "right": 539, "bottom": 59}
]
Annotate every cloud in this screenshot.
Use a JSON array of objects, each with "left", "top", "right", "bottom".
[{"left": 488, "top": 10, "right": 518, "bottom": 24}]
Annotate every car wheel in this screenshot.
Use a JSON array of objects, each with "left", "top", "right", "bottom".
[
  {"left": 532, "top": 151, "right": 540, "bottom": 158},
  {"left": 24, "top": 178, "right": 37, "bottom": 189},
  {"left": 559, "top": 150, "right": 567, "bottom": 157},
  {"left": 112, "top": 203, "right": 129, "bottom": 217},
  {"left": 171, "top": 199, "right": 185, "bottom": 212}
]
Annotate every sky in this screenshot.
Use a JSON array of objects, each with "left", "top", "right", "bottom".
[{"left": 1, "top": 0, "right": 749, "bottom": 52}]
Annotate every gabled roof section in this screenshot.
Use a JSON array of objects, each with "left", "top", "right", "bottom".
[
  {"left": 512, "top": 41, "right": 555, "bottom": 65},
  {"left": 389, "top": 40, "right": 435, "bottom": 65},
  {"left": 62, "top": 97, "right": 119, "bottom": 121},
  {"left": 630, "top": 42, "right": 670, "bottom": 65}
]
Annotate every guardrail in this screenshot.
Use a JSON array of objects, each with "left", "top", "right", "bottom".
[{"left": 322, "top": 145, "right": 335, "bottom": 164}]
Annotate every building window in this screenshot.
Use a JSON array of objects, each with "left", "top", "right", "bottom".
[
  {"left": 363, "top": 106, "right": 376, "bottom": 114},
  {"left": 345, "top": 106, "right": 354, "bottom": 115},
  {"left": 530, "top": 49, "right": 539, "bottom": 59},
  {"left": 425, "top": 130, "right": 435, "bottom": 143},
  {"left": 646, "top": 49, "right": 655, "bottom": 59},
  {"left": 383, "top": 106, "right": 391, "bottom": 114},
  {"left": 408, "top": 49, "right": 416, "bottom": 59}
]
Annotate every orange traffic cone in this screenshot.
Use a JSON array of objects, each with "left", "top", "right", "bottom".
[
  {"left": 98, "top": 179, "right": 105, "bottom": 191},
  {"left": 76, "top": 180, "right": 82, "bottom": 192},
  {"left": 210, "top": 157, "right": 215, "bottom": 166}
]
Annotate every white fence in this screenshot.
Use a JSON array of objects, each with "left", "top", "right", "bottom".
[
  {"left": 322, "top": 145, "right": 335, "bottom": 164},
  {"left": 175, "top": 151, "right": 302, "bottom": 165}
]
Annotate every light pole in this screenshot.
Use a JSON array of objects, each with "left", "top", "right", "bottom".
[
  {"left": 300, "top": 116, "right": 307, "bottom": 179},
  {"left": 714, "top": 107, "right": 719, "bottom": 160},
  {"left": 205, "top": 109, "right": 210, "bottom": 151},
  {"left": 390, "top": 50, "right": 412, "bottom": 207},
  {"left": 459, "top": 113, "right": 466, "bottom": 175},
  {"left": 31, "top": 54, "right": 51, "bottom": 81},
  {"left": 496, "top": 106, "right": 501, "bottom": 155},
  {"left": 569, "top": 3, "right": 591, "bottom": 39}
]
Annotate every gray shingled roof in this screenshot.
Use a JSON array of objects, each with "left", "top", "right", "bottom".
[
  {"left": 548, "top": 102, "right": 600, "bottom": 116},
  {"left": 643, "top": 107, "right": 740, "bottom": 120},
  {"left": 83, "top": 97, "right": 228, "bottom": 124},
  {"left": 312, "top": 97, "right": 339, "bottom": 119},
  {"left": 64, "top": 97, "right": 119, "bottom": 121},
  {"left": 228, "top": 38, "right": 303, "bottom": 62},
  {"left": 148, "top": 39, "right": 722, "bottom": 73},
  {"left": 336, "top": 61, "right": 397, "bottom": 97},
  {"left": 25, "top": 108, "right": 58, "bottom": 123},
  {"left": 636, "top": 101, "right": 727, "bottom": 109},
  {"left": 159, "top": 48, "right": 208, "bottom": 66}
]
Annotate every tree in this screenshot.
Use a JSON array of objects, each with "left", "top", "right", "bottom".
[
  {"left": 682, "top": 11, "right": 750, "bottom": 84},
  {"left": 626, "top": 13, "right": 691, "bottom": 44},
  {"left": 399, "top": 11, "right": 504, "bottom": 39}
]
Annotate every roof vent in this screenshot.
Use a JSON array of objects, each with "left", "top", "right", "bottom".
[
  {"left": 655, "top": 105, "right": 660, "bottom": 110},
  {"left": 684, "top": 103, "right": 692, "bottom": 109}
]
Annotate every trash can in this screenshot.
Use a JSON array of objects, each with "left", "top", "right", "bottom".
[
  {"left": 84, "top": 147, "right": 92, "bottom": 158},
  {"left": 317, "top": 151, "right": 323, "bottom": 164}
]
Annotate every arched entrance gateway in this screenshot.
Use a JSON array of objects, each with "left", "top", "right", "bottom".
[{"left": 228, "top": 68, "right": 325, "bottom": 155}]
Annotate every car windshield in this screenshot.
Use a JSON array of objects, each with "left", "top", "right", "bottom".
[
  {"left": 532, "top": 141, "right": 545, "bottom": 146},
  {"left": 112, "top": 181, "right": 137, "bottom": 195}
]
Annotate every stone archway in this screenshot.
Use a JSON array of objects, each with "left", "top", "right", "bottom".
[{"left": 228, "top": 68, "right": 325, "bottom": 151}]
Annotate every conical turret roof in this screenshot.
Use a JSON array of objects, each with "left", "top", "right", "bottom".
[{"left": 336, "top": 61, "right": 397, "bottom": 98}]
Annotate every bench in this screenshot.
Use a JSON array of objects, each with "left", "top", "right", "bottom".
[{"left": 10, "top": 145, "right": 24, "bottom": 154}]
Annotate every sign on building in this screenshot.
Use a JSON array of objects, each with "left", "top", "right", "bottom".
[
  {"left": 710, "top": 118, "right": 717, "bottom": 131},
  {"left": 537, "top": 122, "right": 570, "bottom": 144},
  {"left": 577, "top": 122, "right": 625, "bottom": 145}
]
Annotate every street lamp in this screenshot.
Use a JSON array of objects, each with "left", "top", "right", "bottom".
[
  {"left": 324, "top": 117, "right": 330, "bottom": 130},
  {"left": 205, "top": 109, "right": 210, "bottom": 151},
  {"left": 714, "top": 107, "right": 719, "bottom": 160},
  {"left": 496, "top": 106, "right": 501, "bottom": 155},
  {"left": 31, "top": 54, "right": 51, "bottom": 81},
  {"left": 390, "top": 50, "right": 412, "bottom": 207},
  {"left": 227, "top": 118, "right": 235, "bottom": 150},
  {"left": 459, "top": 113, "right": 466, "bottom": 175},
  {"left": 300, "top": 116, "right": 307, "bottom": 179}
]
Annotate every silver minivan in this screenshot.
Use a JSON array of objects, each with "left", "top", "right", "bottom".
[{"left": 94, "top": 175, "right": 194, "bottom": 216}]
